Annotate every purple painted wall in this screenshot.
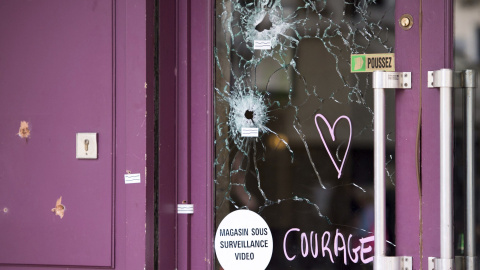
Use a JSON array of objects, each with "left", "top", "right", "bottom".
[
  {"left": 117, "top": 0, "right": 149, "bottom": 268},
  {"left": 0, "top": 1, "right": 114, "bottom": 267},
  {"left": 0, "top": 0, "right": 151, "bottom": 269}
]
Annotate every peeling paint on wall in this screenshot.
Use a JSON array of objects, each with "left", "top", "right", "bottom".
[
  {"left": 18, "top": 121, "right": 30, "bottom": 139},
  {"left": 51, "top": 196, "right": 65, "bottom": 219}
]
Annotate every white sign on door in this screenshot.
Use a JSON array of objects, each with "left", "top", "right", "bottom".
[{"left": 215, "top": 209, "right": 273, "bottom": 270}]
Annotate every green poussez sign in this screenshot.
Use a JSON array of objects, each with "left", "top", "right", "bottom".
[{"left": 351, "top": 53, "right": 395, "bottom": 73}]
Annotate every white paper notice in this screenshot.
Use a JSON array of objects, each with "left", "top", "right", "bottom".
[
  {"left": 124, "top": 173, "right": 141, "bottom": 184},
  {"left": 254, "top": 40, "right": 272, "bottom": 50},
  {"left": 241, "top": 127, "right": 259, "bottom": 137}
]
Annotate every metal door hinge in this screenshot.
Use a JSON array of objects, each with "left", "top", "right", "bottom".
[
  {"left": 429, "top": 257, "right": 455, "bottom": 270},
  {"left": 461, "top": 69, "right": 477, "bottom": 88},
  {"left": 428, "top": 256, "right": 478, "bottom": 270},
  {"left": 428, "top": 69, "right": 477, "bottom": 89},
  {"left": 373, "top": 71, "right": 412, "bottom": 89},
  {"left": 454, "top": 256, "right": 478, "bottom": 270},
  {"left": 177, "top": 204, "right": 194, "bottom": 214},
  {"left": 377, "top": 256, "right": 413, "bottom": 270}
]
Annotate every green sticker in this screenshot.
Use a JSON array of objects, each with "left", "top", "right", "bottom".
[
  {"left": 351, "top": 55, "right": 366, "bottom": 72},
  {"left": 351, "top": 53, "right": 395, "bottom": 73}
]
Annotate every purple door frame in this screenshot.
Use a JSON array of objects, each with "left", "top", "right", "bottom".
[
  {"left": 175, "top": 0, "right": 215, "bottom": 269},
  {"left": 153, "top": 0, "right": 180, "bottom": 269},
  {"left": 396, "top": 0, "right": 454, "bottom": 269},
  {"left": 156, "top": 0, "right": 215, "bottom": 269},
  {"left": 162, "top": 0, "right": 454, "bottom": 269}
]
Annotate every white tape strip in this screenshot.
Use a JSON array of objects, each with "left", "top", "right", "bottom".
[
  {"left": 254, "top": 40, "right": 272, "bottom": 50},
  {"left": 241, "top": 127, "right": 259, "bottom": 137},
  {"left": 178, "top": 204, "right": 194, "bottom": 214}
]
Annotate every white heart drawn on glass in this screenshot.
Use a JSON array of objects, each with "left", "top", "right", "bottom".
[{"left": 314, "top": 114, "right": 352, "bottom": 179}]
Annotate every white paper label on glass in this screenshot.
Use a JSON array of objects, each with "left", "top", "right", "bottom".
[
  {"left": 241, "top": 127, "right": 259, "bottom": 137},
  {"left": 254, "top": 40, "right": 272, "bottom": 50}
]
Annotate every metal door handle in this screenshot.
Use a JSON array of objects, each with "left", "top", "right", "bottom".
[
  {"left": 463, "top": 70, "right": 477, "bottom": 270},
  {"left": 372, "top": 71, "right": 412, "bottom": 270},
  {"left": 429, "top": 69, "right": 455, "bottom": 269},
  {"left": 427, "top": 69, "right": 478, "bottom": 270}
]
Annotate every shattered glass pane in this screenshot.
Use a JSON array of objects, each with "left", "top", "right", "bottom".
[{"left": 215, "top": 0, "right": 396, "bottom": 268}]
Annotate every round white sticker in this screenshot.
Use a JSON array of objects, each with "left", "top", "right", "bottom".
[{"left": 215, "top": 209, "right": 273, "bottom": 270}]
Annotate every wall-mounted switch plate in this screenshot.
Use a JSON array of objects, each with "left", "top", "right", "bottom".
[{"left": 76, "top": 133, "right": 98, "bottom": 159}]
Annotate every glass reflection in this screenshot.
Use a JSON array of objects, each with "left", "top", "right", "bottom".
[{"left": 453, "top": 0, "right": 480, "bottom": 259}]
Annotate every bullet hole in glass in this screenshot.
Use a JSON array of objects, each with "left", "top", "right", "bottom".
[{"left": 244, "top": 110, "right": 254, "bottom": 120}]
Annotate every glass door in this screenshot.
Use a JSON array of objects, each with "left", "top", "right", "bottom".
[
  {"left": 166, "top": 0, "right": 470, "bottom": 268},
  {"left": 214, "top": 1, "right": 396, "bottom": 268},
  {"left": 453, "top": 0, "right": 480, "bottom": 263}
]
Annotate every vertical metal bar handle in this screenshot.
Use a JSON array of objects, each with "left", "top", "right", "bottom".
[
  {"left": 429, "top": 69, "right": 455, "bottom": 269},
  {"left": 372, "top": 71, "right": 412, "bottom": 270},
  {"left": 464, "top": 69, "right": 478, "bottom": 270},
  {"left": 439, "top": 69, "right": 454, "bottom": 261},
  {"left": 373, "top": 71, "right": 386, "bottom": 270}
]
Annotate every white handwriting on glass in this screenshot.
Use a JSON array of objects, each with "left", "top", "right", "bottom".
[
  {"left": 314, "top": 114, "right": 352, "bottom": 179},
  {"left": 283, "top": 228, "right": 374, "bottom": 265}
]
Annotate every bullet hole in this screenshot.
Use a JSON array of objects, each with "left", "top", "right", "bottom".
[
  {"left": 51, "top": 196, "right": 65, "bottom": 219},
  {"left": 227, "top": 90, "right": 269, "bottom": 149},
  {"left": 182, "top": 200, "right": 187, "bottom": 204},
  {"left": 237, "top": 0, "right": 293, "bottom": 52},
  {"left": 255, "top": 13, "right": 273, "bottom": 32},
  {"left": 18, "top": 121, "right": 30, "bottom": 139},
  {"left": 3, "top": 207, "right": 8, "bottom": 213},
  {"left": 244, "top": 110, "right": 254, "bottom": 120}
]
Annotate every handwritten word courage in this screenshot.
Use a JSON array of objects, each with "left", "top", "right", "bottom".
[{"left": 283, "top": 228, "right": 374, "bottom": 265}]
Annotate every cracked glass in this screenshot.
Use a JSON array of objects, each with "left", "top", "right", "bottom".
[{"left": 214, "top": 0, "right": 396, "bottom": 268}]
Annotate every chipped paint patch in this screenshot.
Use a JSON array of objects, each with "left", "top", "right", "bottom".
[
  {"left": 51, "top": 196, "right": 65, "bottom": 219},
  {"left": 18, "top": 121, "right": 30, "bottom": 139}
]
